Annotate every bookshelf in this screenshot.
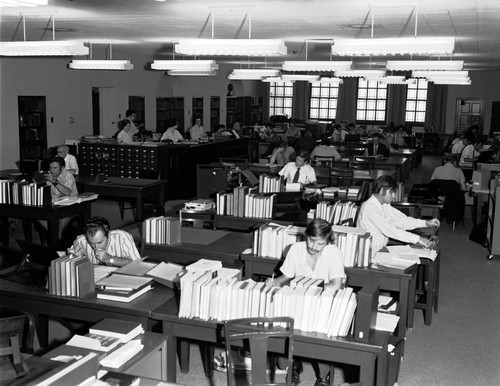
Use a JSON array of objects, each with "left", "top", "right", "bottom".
[
  {"left": 192, "top": 97, "right": 204, "bottom": 127},
  {"left": 210, "top": 96, "right": 220, "bottom": 131},
  {"left": 156, "top": 97, "right": 184, "bottom": 134},
  {"left": 226, "top": 96, "right": 252, "bottom": 127},
  {"left": 251, "top": 96, "right": 263, "bottom": 123},
  {"left": 18, "top": 96, "right": 47, "bottom": 160},
  {"left": 129, "top": 96, "right": 145, "bottom": 127}
]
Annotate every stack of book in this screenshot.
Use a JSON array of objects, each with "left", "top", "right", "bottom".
[
  {"left": 95, "top": 274, "right": 153, "bottom": 303},
  {"left": 0, "top": 179, "right": 51, "bottom": 207},
  {"left": 331, "top": 225, "right": 372, "bottom": 268},
  {"left": 142, "top": 216, "right": 181, "bottom": 245},
  {"left": 216, "top": 188, "right": 276, "bottom": 219},
  {"left": 48, "top": 255, "right": 94, "bottom": 297},
  {"left": 179, "top": 276, "right": 357, "bottom": 337},
  {"left": 252, "top": 223, "right": 305, "bottom": 259},
  {"left": 316, "top": 201, "right": 359, "bottom": 226},
  {"left": 258, "top": 174, "right": 284, "bottom": 193},
  {"left": 89, "top": 318, "right": 144, "bottom": 343},
  {"left": 322, "top": 186, "right": 339, "bottom": 199}
]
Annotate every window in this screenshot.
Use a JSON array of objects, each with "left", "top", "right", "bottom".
[
  {"left": 356, "top": 79, "right": 387, "bottom": 122},
  {"left": 269, "top": 81, "right": 293, "bottom": 117},
  {"left": 309, "top": 82, "right": 339, "bottom": 122},
  {"left": 406, "top": 79, "right": 428, "bottom": 123}
]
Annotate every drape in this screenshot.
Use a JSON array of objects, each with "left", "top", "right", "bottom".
[
  {"left": 262, "top": 82, "right": 270, "bottom": 123},
  {"left": 292, "top": 81, "right": 309, "bottom": 121},
  {"left": 425, "top": 83, "right": 448, "bottom": 133},
  {"left": 386, "top": 84, "right": 408, "bottom": 126},
  {"left": 335, "top": 78, "right": 357, "bottom": 123}
]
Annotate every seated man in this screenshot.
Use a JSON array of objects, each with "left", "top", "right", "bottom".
[
  {"left": 357, "top": 175, "right": 440, "bottom": 253},
  {"left": 367, "top": 133, "right": 390, "bottom": 157},
  {"left": 459, "top": 132, "right": 480, "bottom": 167},
  {"left": 310, "top": 138, "right": 342, "bottom": 163},
  {"left": 269, "top": 141, "right": 296, "bottom": 165},
  {"left": 57, "top": 145, "right": 79, "bottom": 175},
  {"left": 68, "top": 217, "right": 140, "bottom": 267},
  {"left": 431, "top": 154, "right": 466, "bottom": 191},
  {"left": 278, "top": 150, "right": 317, "bottom": 186}
]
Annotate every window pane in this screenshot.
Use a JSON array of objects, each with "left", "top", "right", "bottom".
[
  {"left": 320, "top": 100, "right": 329, "bottom": 109},
  {"left": 311, "top": 88, "right": 320, "bottom": 97},
  {"left": 356, "top": 111, "right": 365, "bottom": 120},
  {"left": 407, "top": 101, "right": 416, "bottom": 111},
  {"left": 407, "top": 90, "right": 417, "bottom": 99},
  {"left": 376, "top": 111, "right": 385, "bottom": 121},
  {"left": 367, "top": 89, "right": 377, "bottom": 99},
  {"left": 415, "top": 112, "right": 425, "bottom": 122},
  {"left": 310, "top": 99, "right": 319, "bottom": 108},
  {"left": 358, "top": 89, "right": 367, "bottom": 99},
  {"left": 357, "top": 100, "right": 366, "bottom": 109},
  {"left": 366, "top": 111, "right": 376, "bottom": 120},
  {"left": 417, "top": 101, "right": 426, "bottom": 111},
  {"left": 378, "top": 89, "right": 387, "bottom": 99},
  {"left": 284, "top": 99, "right": 292, "bottom": 108},
  {"left": 367, "top": 100, "right": 376, "bottom": 110},
  {"left": 310, "top": 110, "right": 319, "bottom": 119}
]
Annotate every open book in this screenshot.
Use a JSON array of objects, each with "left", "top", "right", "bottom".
[{"left": 53, "top": 192, "right": 99, "bottom": 206}]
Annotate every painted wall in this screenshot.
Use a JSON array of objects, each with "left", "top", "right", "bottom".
[{"left": 1, "top": 51, "right": 499, "bottom": 169}]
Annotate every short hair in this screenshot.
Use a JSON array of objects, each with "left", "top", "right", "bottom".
[
  {"left": 49, "top": 156, "right": 65, "bottom": 168},
  {"left": 277, "top": 140, "right": 287, "bottom": 148},
  {"left": 320, "top": 138, "right": 331, "bottom": 146},
  {"left": 373, "top": 133, "right": 384, "bottom": 139},
  {"left": 57, "top": 144, "right": 69, "bottom": 152},
  {"left": 305, "top": 219, "right": 334, "bottom": 244},
  {"left": 84, "top": 217, "right": 111, "bottom": 238},
  {"left": 443, "top": 153, "right": 457, "bottom": 163},
  {"left": 296, "top": 150, "right": 310, "bottom": 161},
  {"left": 373, "top": 175, "right": 398, "bottom": 194},
  {"left": 125, "top": 109, "right": 135, "bottom": 117},
  {"left": 464, "top": 132, "right": 474, "bottom": 143}
]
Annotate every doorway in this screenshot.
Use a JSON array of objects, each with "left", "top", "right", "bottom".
[
  {"left": 490, "top": 101, "right": 500, "bottom": 137},
  {"left": 455, "top": 98, "right": 484, "bottom": 134}
]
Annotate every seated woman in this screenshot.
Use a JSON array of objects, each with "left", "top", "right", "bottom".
[
  {"left": 116, "top": 120, "right": 134, "bottom": 144},
  {"left": 265, "top": 219, "right": 345, "bottom": 386},
  {"left": 160, "top": 121, "right": 184, "bottom": 143}
]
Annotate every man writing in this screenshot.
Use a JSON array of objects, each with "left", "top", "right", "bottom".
[
  {"left": 68, "top": 217, "right": 140, "bottom": 267},
  {"left": 357, "top": 175, "right": 440, "bottom": 253}
]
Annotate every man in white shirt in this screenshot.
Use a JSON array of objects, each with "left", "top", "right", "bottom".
[
  {"left": 459, "top": 132, "right": 480, "bottom": 167},
  {"left": 125, "top": 109, "right": 144, "bottom": 136},
  {"left": 189, "top": 118, "right": 206, "bottom": 141},
  {"left": 278, "top": 150, "right": 317, "bottom": 186},
  {"left": 57, "top": 145, "right": 79, "bottom": 175},
  {"left": 431, "top": 154, "right": 466, "bottom": 191},
  {"left": 357, "top": 175, "right": 440, "bottom": 253}
]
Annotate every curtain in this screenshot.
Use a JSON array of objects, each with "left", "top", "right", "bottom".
[
  {"left": 336, "top": 78, "right": 357, "bottom": 123},
  {"left": 425, "top": 83, "right": 448, "bottom": 133},
  {"left": 386, "top": 84, "right": 408, "bottom": 126},
  {"left": 262, "top": 82, "right": 270, "bottom": 123},
  {"left": 292, "top": 81, "right": 309, "bottom": 121}
]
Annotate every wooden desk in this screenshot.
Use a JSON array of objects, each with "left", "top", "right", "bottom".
[
  {"left": 80, "top": 176, "right": 165, "bottom": 221},
  {"left": 0, "top": 278, "right": 174, "bottom": 348},
  {"left": 239, "top": 255, "right": 416, "bottom": 339},
  {"left": 42, "top": 332, "right": 169, "bottom": 381},
  {"left": 143, "top": 227, "right": 253, "bottom": 269},
  {"left": 151, "top": 298, "right": 390, "bottom": 386},
  {"left": 0, "top": 202, "right": 92, "bottom": 247},
  {"left": 373, "top": 157, "right": 409, "bottom": 182}
]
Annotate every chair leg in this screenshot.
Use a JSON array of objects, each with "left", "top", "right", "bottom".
[{"left": 118, "top": 200, "right": 125, "bottom": 220}]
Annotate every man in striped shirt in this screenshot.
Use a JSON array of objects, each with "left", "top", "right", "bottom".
[{"left": 357, "top": 176, "right": 440, "bottom": 253}]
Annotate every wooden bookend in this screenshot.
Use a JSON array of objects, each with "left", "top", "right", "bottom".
[{"left": 353, "top": 282, "right": 380, "bottom": 343}]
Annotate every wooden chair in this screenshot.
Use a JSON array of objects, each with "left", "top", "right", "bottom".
[
  {"left": 350, "top": 157, "right": 374, "bottom": 170},
  {"left": 314, "top": 165, "right": 331, "bottom": 186},
  {"left": 330, "top": 168, "right": 353, "bottom": 187},
  {"left": 224, "top": 317, "right": 294, "bottom": 386},
  {"left": 119, "top": 169, "right": 164, "bottom": 221},
  {"left": 312, "top": 156, "right": 336, "bottom": 167}
]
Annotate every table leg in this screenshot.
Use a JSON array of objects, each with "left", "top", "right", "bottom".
[
  {"left": 35, "top": 313, "right": 49, "bottom": 348},
  {"left": 407, "top": 272, "right": 417, "bottom": 329},
  {"left": 161, "top": 321, "right": 178, "bottom": 383},
  {"left": 136, "top": 193, "right": 143, "bottom": 222},
  {"left": 434, "top": 255, "right": 440, "bottom": 313},
  {"left": 179, "top": 339, "right": 190, "bottom": 373},
  {"left": 424, "top": 261, "right": 435, "bottom": 325},
  {"left": 0, "top": 217, "right": 10, "bottom": 246},
  {"left": 22, "top": 219, "right": 33, "bottom": 243},
  {"left": 358, "top": 352, "right": 376, "bottom": 386},
  {"left": 47, "top": 220, "right": 59, "bottom": 248},
  {"left": 200, "top": 343, "right": 215, "bottom": 379},
  {"left": 398, "top": 280, "right": 409, "bottom": 338}
]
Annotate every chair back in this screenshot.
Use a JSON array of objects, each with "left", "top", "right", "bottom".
[
  {"left": 313, "top": 165, "right": 331, "bottom": 185},
  {"left": 330, "top": 168, "right": 353, "bottom": 187},
  {"left": 312, "top": 156, "right": 335, "bottom": 167},
  {"left": 224, "top": 317, "right": 294, "bottom": 386},
  {"left": 351, "top": 156, "right": 374, "bottom": 170},
  {"left": 428, "top": 179, "right": 464, "bottom": 222}
]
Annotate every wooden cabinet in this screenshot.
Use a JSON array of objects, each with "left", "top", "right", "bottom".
[
  {"left": 129, "top": 96, "right": 145, "bottom": 126},
  {"left": 156, "top": 97, "right": 184, "bottom": 134},
  {"left": 210, "top": 96, "right": 220, "bottom": 131},
  {"left": 487, "top": 182, "right": 500, "bottom": 258},
  {"left": 18, "top": 96, "right": 47, "bottom": 160},
  {"left": 192, "top": 97, "right": 203, "bottom": 128},
  {"left": 226, "top": 96, "right": 252, "bottom": 126}
]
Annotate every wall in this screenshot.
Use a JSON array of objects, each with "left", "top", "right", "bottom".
[
  {"left": 1, "top": 52, "right": 498, "bottom": 169},
  {"left": 445, "top": 70, "right": 500, "bottom": 135}
]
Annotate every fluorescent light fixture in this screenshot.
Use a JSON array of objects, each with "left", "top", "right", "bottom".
[
  {"left": 175, "top": 39, "right": 287, "bottom": 56},
  {"left": 282, "top": 61, "right": 352, "bottom": 72},
  {"left": 412, "top": 70, "right": 468, "bottom": 79},
  {"left": 167, "top": 70, "right": 217, "bottom": 76},
  {"left": 386, "top": 60, "right": 464, "bottom": 71},
  {"left": 0, "top": 0, "right": 48, "bottom": 7},
  {"left": 68, "top": 60, "right": 133, "bottom": 70},
  {"left": 332, "top": 37, "right": 455, "bottom": 56},
  {"left": 363, "top": 75, "right": 415, "bottom": 85},
  {"left": 335, "top": 69, "right": 387, "bottom": 78},
  {"left": 261, "top": 77, "right": 290, "bottom": 83},
  {"left": 0, "top": 41, "right": 88, "bottom": 56},
  {"left": 431, "top": 79, "right": 471, "bottom": 85},
  {"left": 228, "top": 69, "right": 281, "bottom": 80},
  {"left": 310, "top": 77, "right": 344, "bottom": 84},
  {"left": 281, "top": 74, "right": 320, "bottom": 82},
  {"left": 151, "top": 60, "right": 218, "bottom": 71}
]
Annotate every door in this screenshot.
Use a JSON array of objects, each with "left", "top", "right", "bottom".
[
  {"left": 455, "top": 99, "right": 485, "bottom": 134},
  {"left": 490, "top": 101, "right": 500, "bottom": 137}
]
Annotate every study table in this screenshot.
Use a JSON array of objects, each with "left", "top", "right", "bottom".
[
  {"left": 151, "top": 297, "right": 390, "bottom": 386},
  {"left": 78, "top": 176, "right": 166, "bottom": 221},
  {"left": 240, "top": 254, "right": 416, "bottom": 339},
  {"left": 143, "top": 227, "right": 253, "bottom": 269},
  {"left": 0, "top": 278, "right": 174, "bottom": 348},
  {"left": 0, "top": 201, "right": 92, "bottom": 248}
]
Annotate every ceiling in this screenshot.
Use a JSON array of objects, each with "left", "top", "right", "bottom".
[{"left": 1, "top": 0, "right": 500, "bottom": 71}]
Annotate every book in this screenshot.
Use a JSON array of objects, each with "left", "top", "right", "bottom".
[
  {"left": 53, "top": 192, "right": 99, "bottom": 206},
  {"left": 96, "top": 285, "right": 153, "bottom": 303},
  {"left": 66, "top": 333, "right": 121, "bottom": 352},
  {"left": 95, "top": 274, "right": 153, "bottom": 292},
  {"left": 113, "top": 258, "right": 157, "bottom": 277},
  {"left": 89, "top": 318, "right": 144, "bottom": 343},
  {"left": 36, "top": 352, "right": 99, "bottom": 386},
  {"left": 100, "top": 339, "right": 144, "bottom": 369},
  {"left": 145, "top": 261, "right": 185, "bottom": 289},
  {"left": 99, "top": 371, "right": 140, "bottom": 386}
]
